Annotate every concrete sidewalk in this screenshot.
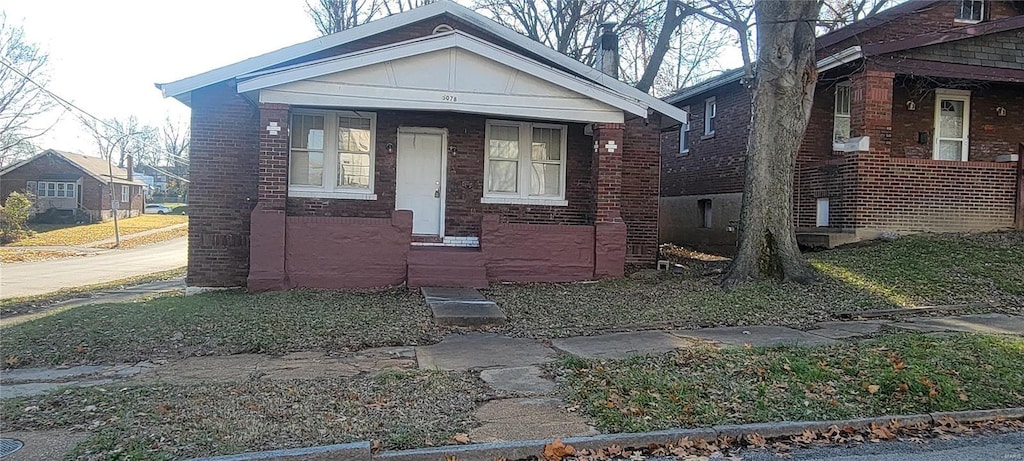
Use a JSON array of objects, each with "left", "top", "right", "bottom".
[{"left": 0, "top": 237, "right": 187, "bottom": 299}]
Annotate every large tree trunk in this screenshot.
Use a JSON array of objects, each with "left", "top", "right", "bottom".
[{"left": 723, "top": 0, "right": 821, "bottom": 287}]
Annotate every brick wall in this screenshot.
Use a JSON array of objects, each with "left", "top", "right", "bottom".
[
  {"left": 660, "top": 80, "right": 751, "bottom": 197},
  {"left": 622, "top": 113, "right": 661, "bottom": 264},
  {"left": 283, "top": 110, "right": 596, "bottom": 236},
  {"left": 188, "top": 82, "right": 260, "bottom": 287},
  {"left": 891, "top": 80, "right": 1024, "bottom": 161}
]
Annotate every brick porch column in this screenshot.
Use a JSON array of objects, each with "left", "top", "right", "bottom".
[
  {"left": 849, "top": 69, "right": 895, "bottom": 155},
  {"left": 249, "top": 103, "right": 290, "bottom": 291},
  {"left": 592, "top": 123, "right": 627, "bottom": 278}
]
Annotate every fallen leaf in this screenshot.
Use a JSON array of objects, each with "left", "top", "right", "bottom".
[
  {"left": 543, "top": 438, "right": 576, "bottom": 461},
  {"left": 451, "top": 433, "right": 471, "bottom": 445},
  {"left": 866, "top": 384, "right": 880, "bottom": 394},
  {"left": 745, "top": 433, "right": 767, "bottom": 448}
]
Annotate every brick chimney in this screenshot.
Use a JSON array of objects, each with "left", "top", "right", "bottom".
[
  {"left": 126, "top": 155, "right": 134, "bottom": 181},
  {"left": 594, "top": 20, "right": 619, "bottom": 79}
]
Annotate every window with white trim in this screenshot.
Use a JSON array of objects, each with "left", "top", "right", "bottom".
[
  {"left": 704, "top": 97, "right": 716, "bottom": 135},
  {"left": 35, "top": 181, "right": 76, "bottom": 199},
  {"left": 833, "top": 81, "right": 851, "bottom": 143},
  {"left": 289, "top": 110, "right": 376, "bottom": 199},
  {"left": 121, "top": 185, "right": 130, "bottom": 203},
  {"left": 679, "top": 105, "right": 690, "bottom": 154},
  {"left": 956, "top": 0, "right": 983, "bottom": 22},
  {"left": 483, "top": 120, "right": 567, "bottom": 205}
]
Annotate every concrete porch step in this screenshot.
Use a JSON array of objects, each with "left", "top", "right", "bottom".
[
  {"left": 796, "top": 230, "right": 861, "bottom": 249},
  {"left": 408, "top": 246, "right": 488, "bottom": 288},
  {"left": 421, "top": 287, "right": 506, "bottom": 328}
]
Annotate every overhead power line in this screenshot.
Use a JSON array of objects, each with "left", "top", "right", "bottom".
[{"left": 0, "top": 56, "right": 190, "bottom": 183}]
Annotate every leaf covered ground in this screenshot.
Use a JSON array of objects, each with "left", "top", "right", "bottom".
[
  {"left": 1, "top": 371, "right": 486, "bottom": 460},
  {"left": 8, "top": 215, "right": 188, "bottom": 247},
  {"left": 557, "top": 333, "right": 1024, "bottom": 433}
]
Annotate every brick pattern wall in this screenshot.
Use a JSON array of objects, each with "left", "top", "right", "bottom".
[
  {"left": 818, "top": 1, "right": 1023, "bottom": 58},
  {"left": 891, "top": 80, "right": 1024, "bottom": 161},
  {"left": 188, "top": 82, "right": 260, "bottom": 287},
  {"left": 284, "top": 110, "right": 596, "bottom": 237},
  {"left": 660, "top": 81, "right": 751, "bottom": 197},
  {"left": 850, "top": 69, "right": 895, "bottom": 153},
  {"left": 259, "top": 104, "right": 290, "bottom": 210},
  {"left": 900, "top": 29, "right": 1024, "bottom": 70},
  {"left": 622, "top": 114, "right": 661, "bottom": 264}
]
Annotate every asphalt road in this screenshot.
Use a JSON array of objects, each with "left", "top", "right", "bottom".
[
  {"left": 738, "top": 431, "right": 1024, "bottom": 460},
  {"left": 0, "top": 237, "right": 187, "bottom": 299}
]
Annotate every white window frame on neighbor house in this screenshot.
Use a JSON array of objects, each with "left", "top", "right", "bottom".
[
  {"left": 35, "top": 181, "right": 76, "bottom": 199},
  {"left": 482, "top": 119, "right": 568, "bottom": 206},
  {"left": 833, "top": 81, "right": 852, "bottom": 145},
  {"left": 121, "top": 185, "right": 130, "bottom": 203},
  {"left": 703, "top": 97, "right": 716, "bottom": 136},
  {"left": 678, "top": 105, "right": 691, "bottom": 154},
  {"left": 955, "top": 0, "right": 984, "bottom": 23},
  {"left": 932, "top": 89, "right": 971, "bottom": 162},
  {"left": 288, "top": 110, "right": 378, "bottom": 200}
]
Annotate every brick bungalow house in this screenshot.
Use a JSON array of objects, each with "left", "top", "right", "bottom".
[
  {"left": 0, "top": 149, "right": 146, "bottom": 222},
  {"left": 157, "top": 1, "right": 687, "bottom": 291},
  {"left": 660, "top": 0, "right": 1024, "bottom": 253}
]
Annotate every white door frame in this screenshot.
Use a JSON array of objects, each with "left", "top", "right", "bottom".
[
  {"left": 396, "top": 126, "right": 448, "bottom": 238},
  {"left": 932, "top": 88, "right": 971, "bottom": 161}
]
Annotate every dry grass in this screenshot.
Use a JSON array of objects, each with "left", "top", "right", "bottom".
[
  {"left": 0, "top": 248, "right": 85, "bottom": 263},
  {"left": 96, "top": 225, "right": 188, "bottom": 249},
  {"left": 8, "top": 215, "right": 188, "bottom": 247}
]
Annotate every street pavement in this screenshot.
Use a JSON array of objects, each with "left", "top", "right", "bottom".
[
  {"left": 0, "top": 237, "right": 187, "bottom": 299},
  {"left": 740, "top": 430, "right": 1024, "bottom": 460}
]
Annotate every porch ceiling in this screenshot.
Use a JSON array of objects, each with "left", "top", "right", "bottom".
[{"left": 236, "top": 31, "right": 640, "bottom": 124}]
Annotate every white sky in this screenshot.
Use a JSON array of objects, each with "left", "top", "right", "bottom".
[{"left": 3, "top": 0, "right": 318, "bottom": 153}]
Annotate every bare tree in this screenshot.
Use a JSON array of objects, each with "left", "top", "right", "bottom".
[
  {"left": 0, "top": 13, "right": 53, "bottom": 167},
  {"left": 307, "top": 0, "right": 386, "bottom": 34},
  {"left": 83, "top": 115, "right": 161, "bottom": 168},
  {"left": 722, "top": 0, "right": 822, "bottom": 287},
  {"left": 819, "top": 0, "right": 894, "bottom": 33},
  {"left": 679, "top": 0, "right": 755, "bottom": 77}
]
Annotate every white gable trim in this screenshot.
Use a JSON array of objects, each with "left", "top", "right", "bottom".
[
  {"left": 237, "top": 31, "right": 645, "bottom": 119},
  {"left": 155, "top": 0, "right": 688, "bottom": 123}
]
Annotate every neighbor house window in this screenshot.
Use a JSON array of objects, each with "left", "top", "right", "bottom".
[
  {"left": 833, "top": 81, "right": 851, "bottom": 143},
  {"left": 35, "top": 181, "right": 76, "bottom": 199},
  {"left": 483, "top": 120, "right": 567, "bottom": 205},
  {"left": 289, "top": 110, "right": 376, "bottom": 199},
  {"left": 121, "top": 185, "right": 130, "bottom": 203},
  {"left": 956, "top": 0, "right": 983, "bottom": 22},
  {"left": 679, "top": 105, "right": 691, "bottom": 154},
  {"left": 704, "top": 97, "right": 716, "bottom": 135},
  {"left": 698, "top": 199, "right": 712, "bottom": 228}
]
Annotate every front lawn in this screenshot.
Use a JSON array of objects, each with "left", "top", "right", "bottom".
[
  {"left": 1, "top": 289, "right": 441, "bottom": 368},
  {"left": 9, "top": 215, "right": 188, "bottom": 247},
  {"left": 558, "top": 333, "right": 1024, "bottom": 433},
  {"left": 0, "top": 370, "right": 485, "bottom": 459}
]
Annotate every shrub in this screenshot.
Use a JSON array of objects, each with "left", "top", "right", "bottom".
[{"left": 0, "top": 191, "right": 34, "bottom": 243}]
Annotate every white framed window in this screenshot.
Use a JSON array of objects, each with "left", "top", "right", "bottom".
[
  {"left": 955, "top": 0, "right": 984, "bottom": 22},
  {"left": 833, "top": 81, "right": 852, "bottom": 143},
  {"left": 289, "top": 110, "right": 377, "bottom": 200},
  {"left": 482, "top": 120, "right": 568, "bottom": 206},
  {"left": 933, "top": 89, "right": 971, "bottom": 161},
  {"left": 35, "top": 181, "right": 76, "bottom": 199},
  {"left": 679, "top": 105, "right": 690, "bottom": 154},
  {"left": 816, "top": 198, "right": 830, "bottom": 227},
  {"left": 121, "top": 185, "right": 130, "bottom": 203},
  {"left": 704, "top": 97, "right": 716, "bottom": 136}
]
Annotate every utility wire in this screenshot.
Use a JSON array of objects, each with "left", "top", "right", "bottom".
[{"left": 0, "top": 56, "right": 191, "bottom": 183}]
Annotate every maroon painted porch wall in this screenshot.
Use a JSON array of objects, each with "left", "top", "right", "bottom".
[{"left": 480, "top": 214, "right": 595, "bottom": 282}]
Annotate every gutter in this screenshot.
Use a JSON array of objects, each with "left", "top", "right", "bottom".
[{"left": 816, "top": 46, "right": 864, "bottom": 73}]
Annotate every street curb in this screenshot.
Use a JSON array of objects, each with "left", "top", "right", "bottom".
[{"left": 185, "top": 408, "right": 1024, "bottom": 461}]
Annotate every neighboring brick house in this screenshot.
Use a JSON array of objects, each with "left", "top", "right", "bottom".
[
  {"left": 157, "top": 1, "right": 687, "bottom": 291},
  {"left": 661, "top": 0, "right": 1024, "bottom": 253},
  {"left": 0, "top": 149, "right": 146, "bottom": 222}
]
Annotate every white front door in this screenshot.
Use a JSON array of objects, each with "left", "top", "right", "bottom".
[
  {"left": 933, "top": 89, "right": 971, "bottom": 161},
  {"left": 396, "top": 128, "right": 446, "bottom": 236}
]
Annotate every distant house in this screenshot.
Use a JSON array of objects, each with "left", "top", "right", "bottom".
[
  {"left": 157, "top": 0, "right": 687, "bottom": 291},
  {"left": 0, "top": 149, "right": 147, "bottom": 222},
  {"left": 660, "top": 0, "right": 1024, "bottom": 253}
]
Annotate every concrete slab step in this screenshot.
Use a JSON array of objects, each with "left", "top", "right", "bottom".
[{"left": 421, "top": 288, "right": 506, "bottom": 328}]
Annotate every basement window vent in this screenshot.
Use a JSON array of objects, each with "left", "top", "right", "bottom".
[{"left": 698, "top": 199, "right": 713, "bottom": 228}]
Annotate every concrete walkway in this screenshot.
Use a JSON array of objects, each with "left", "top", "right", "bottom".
[
  {"left": 0, "top": 277, "right": 186, "bottom": 327},
  {"left": 1, "top": 312, "right": 1021, "bottom": 458},
  {"left": 0, "top": 237, "right": 187, "bottom": 299}
]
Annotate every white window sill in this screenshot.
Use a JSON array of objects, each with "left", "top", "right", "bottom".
[
  {"left": 953, "top": 19, "right": 982, "bottom": 24},
  {"left": 481, "top": 196, "right": 568, "bottom": 206},
  {"left": 289, "top": 189, "right": 378, "bottom": 200}
]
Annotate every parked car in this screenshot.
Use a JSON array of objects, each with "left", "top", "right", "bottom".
[{"left": 144, "top": 204, "right": 172, "bottom": 215}]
